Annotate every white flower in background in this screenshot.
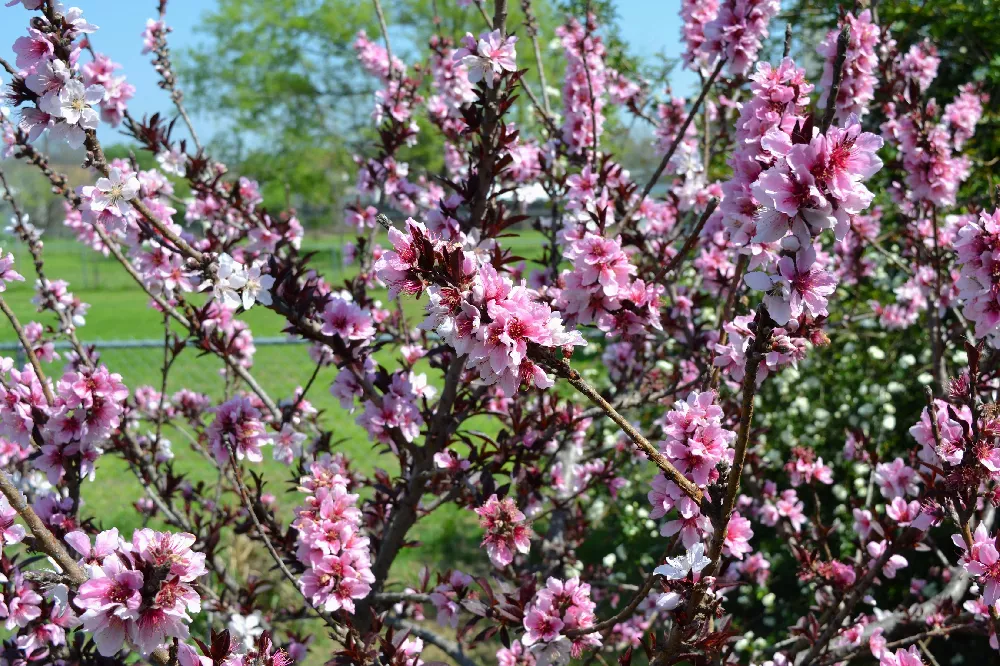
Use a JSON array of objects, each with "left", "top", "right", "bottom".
[
  {"left": 156, "top": 148, "right": 186, "bottom": 176},
  {"left": 93, "top": 167, "right": 140, "bottom": 216},
  {"left": 153, "top": 436, "right": 174, "bottom": 463},
  {"left": 241, "top": 260, "right": 275, "bottom": 309},
  {"left": 528, "top": 637, "right": 572, "bottom": 666},
  {"left": 211, "top": 254, "right": 274, "bottom": 310},
  {"left": 227, "top": 611, "right": 264, "bottom": 650},
  {"left": 214, "top": 253, "right": 247, "bottom": 309},
  {"left": 654, "top": 542, "right": 711, "bottom": 580}
]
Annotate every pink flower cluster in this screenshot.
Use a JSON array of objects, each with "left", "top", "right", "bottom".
[
  {"left": 427, "top": 42, "right": 476, "bottom": 136},
  {"left": 648, "top": 392, "right": 735, "bottom": 549},
  {"left": 522, "top": 577, "right": 601, "bottom": 661},
  {"left": 353, "top": 30, "right": 404, "bottom": 81},
  {"left": 72, "top": 528, "right": 207, "bottom": 656},
  {"left": 875, "top": 645, "right": 924, "bottom": 666},
  {"left": 954, "top": 524, "right": 1000, "bottom": 607},
  {"left": 293, "top": 455, "right": 374, "bottom": 614},
  {"left": 377, "top": 218, "right": 585, "bottom": 395},
  {"left": 556, "top": 17, "right": 607, "bottom": 154},
  {"left": 81, "top": 53, "right": 135, "bottom": 127},
  {"left": 429, "top": 570, "right": 473, "bottom": 628},
  {"left": 881, "top": 46, "right": 981, "bottom": 210},
  {"left": 0, "top": 363, "right": 128, "bottom": 485},
  {"left": 658, "top": 391, "right": 735, "bottom": 487},
  {"left": 679, "top": 0, "right": 719, "bottom": 71},
  {"left": 702, "top": 0, "right": 781, "bottom": 76},
  {"left": 720, "top": 58, "right": 814, "bottom": 247},
  {"left": 207, "top": 395, "right": 272, "bottom": 464},
  {"left": 899, "top": 40, "right": 940, "bottom": 93},
  {"left": 355, "top": 371, "right": 433, "bottom": 446},
  {"left": 944, "top": 84, "right": 988, "bottom": 150},
  {"left": 726, "top": 72, "right": 883, "bottom": 325},
  {"left": 955, "top": 209, "right": 1000, "bottom": 342},
  {"left": 28, "top": 276, "right": 87, "bottom": 336},
  {"left": 784, "top": 447, "right": 834, "bottom": 486},
  {"left": 556, "top": 229, "right": 663, "bottom": 337},
  {"left": 873, "top": 457, "right": 920, "bottom": 499},
  {"left": 0, "top": 494, "right": 26, "bottom": 547},
  {"left": 474, "top": 494, "right": 533, "bottom": 568},
  {"left": 817, "top": 10, "right": 880, "bottom": 124},
  {"left": 1, "top": 572, "right": 49, "bottom": 635},
  {"left": 909, "top": 398, "right": 973, "bottom": 465},
  {"left": 8, "top": 6, "right": 112, "bottom": 149},
  {"left": 758, "top": 484, "right": 807, "bottom": 533},
  {"left": 0, "top": 248, "right": 25, "bottom": 290},
  {"left": 321, "top": 292, "right": 376, "bottom": 345}
]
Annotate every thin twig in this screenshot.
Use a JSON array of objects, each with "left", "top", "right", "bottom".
[
  {"left": 146, "top": 3, "right": 203, "bottom": 152},
  {"left": 706, "top": 254, "right": 749, "bottom": 391},
  {"left": 0, "top": 296, "right": 55, "bottom": 405},
  {"left": 543, "top": 354, "right": 702, "bottom": 503},
  {"left": 371, "top": 0, "right": 395, "bottom": 72},
  {"left": 227, "top": 448, "right": 345, "bottom": 633},
  {"left": 622, "top": 57, "right": 726, "bottom": 225},
  {"left": 521, "top": 0, "right": 552, "bottom": 116},
  {"left": 384, "top": 616, "right": 480, "bottom": 666},
  {"left": 566, "top": 543, "right": 671, "bottom": 638},
  {"left": 820, "top": 24, "right": 851, "bottom": 133},
  {"left": 651, "top": 199, "right": 719, "bottom": 285}
]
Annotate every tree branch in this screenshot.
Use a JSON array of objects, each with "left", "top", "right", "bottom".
[{"left": 621, "top": 57, "right": 725, "bottom": 226}]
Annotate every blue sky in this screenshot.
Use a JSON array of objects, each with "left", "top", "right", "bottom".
[{"left": 1, "top": 1, "right": 692, "bottom": 143}]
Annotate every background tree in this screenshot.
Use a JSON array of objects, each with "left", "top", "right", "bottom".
[{"left": 181, "top": 0, "right": 568, "bottom": 223}]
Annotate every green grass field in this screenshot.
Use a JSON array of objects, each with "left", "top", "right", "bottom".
[{"left": 0, "top": 230, "right": 553, "bottom": 661}]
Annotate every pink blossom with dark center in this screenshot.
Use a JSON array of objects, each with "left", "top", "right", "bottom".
[{"left": 474, "top": 494, "right": 533, "bottom": 568}]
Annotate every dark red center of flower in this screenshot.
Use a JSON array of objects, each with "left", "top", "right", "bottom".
[{"left": 109, "top": 581, "right": 133, "bottom": 604}]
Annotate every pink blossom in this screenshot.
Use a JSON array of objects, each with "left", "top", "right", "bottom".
[
  {"left": 873, "top": 458, "right": 919, "bottom": 499},
  {"left": 953, "top": 524, "right": 1000, "bottom": 605},
  {"left": 12, "top": 28, "right": 53, "bottom": 71},
  {"left": 522, "top": 577, "right": 601, "bottom": 658},
  {"left": 455, "top": 30, "right": 517, "bottom": 89},
  {"left": 680, "top": 0, "right": 720, "bottom": 70},
  {"left": 0, "top": 249, "right": 25, "bottom": 291},
  {"left": 879, "top": 646, "right": 924, "bottom": 666},
  {"left": 293, "top": 457, "right": 373, "bottom": 614},
  {"left": 4, "top": 574, "right": 42, "bottom": 630},
  {"left": 866, "top": 540, "right": 909, "bottom": 579},
  {"left": 75, "top": 529, "right": 204, "bottom": 657},
  {"left": 429, "top": 570, "right": 473, "bottom": 628},
  {"left": 207, "top": 396, "right": 271, "bottom": 464},
  {"left": 723, "top": 512, "right": 754, "bottom": 560},
  {"left": 474, "top": 494, "right": 533, "bottom": 568},
  {"left": 702, "top": 0, "right": 781, "bottom": 76},
  {"left": 899, "top": 40, "right": 940, "bottom": 93},
  {"left": 658, "top": 391, "right": 735, "bottom": 488}
]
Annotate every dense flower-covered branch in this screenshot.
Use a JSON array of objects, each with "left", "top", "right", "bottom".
[{"left": 0, "top": 0, "right": 998, "bottom": 664}]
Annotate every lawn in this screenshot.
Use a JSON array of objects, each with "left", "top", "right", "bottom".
[{"left": 1, "top": 229, "right": 552, "bottom": 661}]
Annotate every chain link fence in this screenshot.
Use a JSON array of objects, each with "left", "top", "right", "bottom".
[
  {"left": 2, "top": 238, "right": 350, "bottom": 292},
  {"left": 0, "top": 337, "right": 318, "bottom": 400}
]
